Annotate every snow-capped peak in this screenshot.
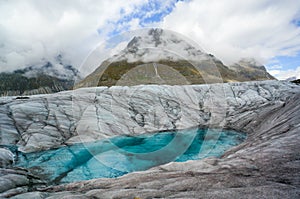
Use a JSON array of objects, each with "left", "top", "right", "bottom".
[
  {"left": 110, "top": 28, "right": 208, "bottom": 63},
  {"left": 229, "top": 58, "right": 267, "bottom": 71},
  {"left": 22, "top": 58, "right": 81, "bottom": 80}
]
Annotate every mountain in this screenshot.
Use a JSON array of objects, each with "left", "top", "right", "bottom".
[
  {"left": 76, "top": 28, "right": 275, "bottom": 88},
  {"left": 0, "top": 60, "right": 81, "bottom": 96},
  {"left": 229, "top": 58, "right": 274, "bottom": 80},
  {"left": 291, "top": 79, "right": 300, "bottom": 85},
  {"left": 286, "top": 76, "right": 297, "bottom": 81}
]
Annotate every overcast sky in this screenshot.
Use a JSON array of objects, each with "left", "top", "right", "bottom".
[{"left": 1, "top": 0, "right": 300, "bottom": 79}]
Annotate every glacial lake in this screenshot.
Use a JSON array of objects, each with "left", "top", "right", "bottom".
[{"left": 15, "top": 128, "right": 246, "bottom": 184}]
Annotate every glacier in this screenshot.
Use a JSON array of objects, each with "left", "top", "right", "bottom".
[{"left": 0, "top": 80, "right": 300, "bottom": 198}]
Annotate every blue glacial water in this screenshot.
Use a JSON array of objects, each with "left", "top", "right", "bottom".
[{"left": 15, "top": 128, "right": 246, "bottom": 184}]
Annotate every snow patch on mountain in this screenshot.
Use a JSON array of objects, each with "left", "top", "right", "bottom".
[
  {"left": 229, "top": 58, "right": 267, "bottom": 71},
  {"left": 109, "top": 28, "right": 210, "bottom": 63},
  {"left": 22, "top": 56, "right": 81, "bottom": 81}
]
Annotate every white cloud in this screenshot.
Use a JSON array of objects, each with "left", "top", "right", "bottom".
[
  {"left": 0, "top": 0, "right": 146, "bottom": 73},
  {"left": 1, "top": 0, "right": 300, "bottom": 80},
  {"left": 269, "top": 66, "right": 300, "bottom": 80},
  {"left": 161, "top": 0, "right": 300, "bottom": 66},
  {"left": 267, "top": 65, "right": 282, "bottom": 69}
]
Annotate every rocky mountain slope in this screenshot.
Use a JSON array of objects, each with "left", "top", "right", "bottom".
[
  {"left": 0, "top": 60, "right": 80, "bottom": 96},
  {"left": 291, "top": 79, "right": 300, "bottom": 85},
  {"left": 0, "top": 80, "right": 299, "bottom": 198},
  {"left": 76, "top": 29, "right": 274, "bottom": 88}
]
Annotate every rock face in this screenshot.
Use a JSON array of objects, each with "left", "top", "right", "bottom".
[
  {"left": 292, "top": 79, "right": 300, "bottom": 85},
  {"left": 229, "top": 58, "right": 274, "bottom": 81},
  {"left": 0, "top": 80, "right": 300, "bottom": 198}
]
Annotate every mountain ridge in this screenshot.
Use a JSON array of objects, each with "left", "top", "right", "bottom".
[
  {"left": 0, "top": 61, "right": 81, "bottom": 96},
  {"left": 76, "top": 28, "right": 275, "bottom": 88}
]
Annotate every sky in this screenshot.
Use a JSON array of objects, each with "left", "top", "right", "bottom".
[{"left": 0, "top": 0, "right": 300, "bottom": 80}]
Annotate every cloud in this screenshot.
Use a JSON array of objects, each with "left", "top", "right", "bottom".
[
  {"left": 269, "top": 66, "right": 300, "bottom": 80},
  {"left": 105, "top": 0, "right": 177, "bottom": 36},
  {"left": 1, "top": 0, "right": 300, "bottom": 80},
  {"left": 0, "top": 0, "right": 150, "bottom": 73},
  {"left": 161, "top": 0, "right": 300, "bottom": 66},
  {"left": 267, "top": 65, "right": 282, "bottom": 70}
]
